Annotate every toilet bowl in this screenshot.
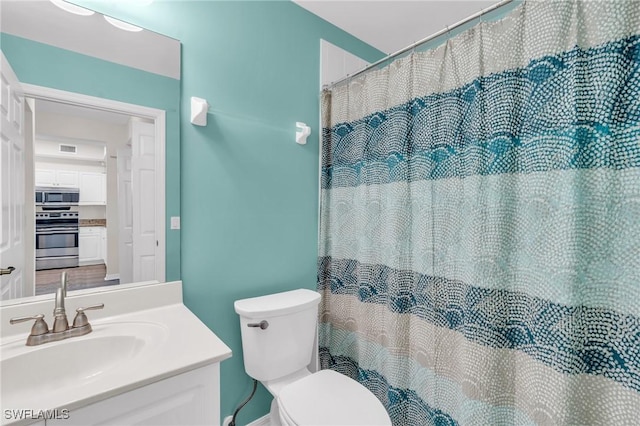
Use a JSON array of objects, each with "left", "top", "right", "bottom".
[
  {"left": 276, "top": 369, "right": 390, "bottom": 425},
  {"left": 234, "top": 289, "right": 391, "bottom": 426}
]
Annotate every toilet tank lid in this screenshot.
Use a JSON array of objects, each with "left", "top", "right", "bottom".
[{"left": 234, "top": 289, "right": 321, "bottom": 318}]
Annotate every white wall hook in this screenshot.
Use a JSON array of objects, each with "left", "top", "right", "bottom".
[
  {"left": 191, "top": 97, "right": 209, "bottom": 126},
  {"left": 295, "top": 122, "right": 311, "bottom": 145}
]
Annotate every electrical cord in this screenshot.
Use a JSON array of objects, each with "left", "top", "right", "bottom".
[{"left": 229, "top": 379, "right": 258, "bottom": 426}]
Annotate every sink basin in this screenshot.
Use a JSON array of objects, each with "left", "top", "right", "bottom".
[{"left": 1, "top": 321, "right": 167, "bottom": 401}]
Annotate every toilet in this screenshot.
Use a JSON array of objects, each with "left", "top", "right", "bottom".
[{"left": 234, "top": 289, "right": 392, "bottom": 426}]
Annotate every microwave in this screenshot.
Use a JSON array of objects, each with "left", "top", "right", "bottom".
[{"left": 35, "top": 187, "right": 80, "bottom": 206}]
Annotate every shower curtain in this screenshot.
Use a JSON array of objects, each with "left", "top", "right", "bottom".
[{"left": 318, "top": 1, "right": 640, "bottom": 425}]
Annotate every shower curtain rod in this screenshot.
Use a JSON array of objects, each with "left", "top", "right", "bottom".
[{"left": 327, "top": 0, "right": 515, "bottom": 88}]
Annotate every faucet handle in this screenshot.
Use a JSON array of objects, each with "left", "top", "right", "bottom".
[
  {"left": 72, "top": 304, "right": 104, "bottom": 328},
  {"left": 76, "top": 304, "right": 104, "bottom": 313},
  {"left": 10, "top": 314, "right": 49, "bottom": 336}
]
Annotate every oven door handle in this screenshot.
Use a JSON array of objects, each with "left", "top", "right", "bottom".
[
  {"left": 36, "top": 229, "right": 79, "bottom": 235},
  {"left": 36, "top": 255, "right": 78, "bottom": 260}
]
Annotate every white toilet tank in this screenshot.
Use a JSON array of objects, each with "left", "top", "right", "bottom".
[{"left": 234, "top": 289, "right": 321, "bottom": 382}]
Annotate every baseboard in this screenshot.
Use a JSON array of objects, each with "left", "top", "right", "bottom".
[
  {"left": 247, "top": 414, "right": 270, "bottom": 426},
  {"left": 104, "top": 274, "right": 119, "bottom": 281}
]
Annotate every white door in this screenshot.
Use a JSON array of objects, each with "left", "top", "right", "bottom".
[
  {"left": 117, "top": 147, "right": 133, "bottom": 284},
  {"left": 0, "top": 53, "right": 25, "bottom": 300},
  {"left": 131, "top": 121, "right": 157, "bottom": 282}
]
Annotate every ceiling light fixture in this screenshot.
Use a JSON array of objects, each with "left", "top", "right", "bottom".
[
  {"left": 104, "top": 16, "right": 143, "bottom": 32},
  {"left": 50, "top": 0, "right": 95, "bottom": 16}
]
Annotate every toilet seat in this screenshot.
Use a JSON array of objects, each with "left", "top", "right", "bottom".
[{"left": 277, "top": 369, "right": 391, "bottom": 426}]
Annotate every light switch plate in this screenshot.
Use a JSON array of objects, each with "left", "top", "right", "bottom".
[{"left": 170, "top": 216, "right": 181, "bottom": 230}]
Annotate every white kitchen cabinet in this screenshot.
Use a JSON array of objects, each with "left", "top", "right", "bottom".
[
  {"left": 34, "top": 169, "right": 55, "bottom": 187},
  {"left": 79, "top": 172, "right": 106, "bottom": 205},
  {"left": 35, "top": 169, "right": 78, "bottom": 188},
  {"left": 79, "top": 227, "right": 105, "bottom": 265},
  {"left": 46, "top": 364, "right": 220, "bottom": 426},
  {"left": 56, "top": 170, "right": 80, "bottom": 187}
]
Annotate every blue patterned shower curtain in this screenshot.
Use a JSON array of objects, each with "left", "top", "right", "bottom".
[{"left": 318, "top": 1, "right": 640, "bottom": 424}]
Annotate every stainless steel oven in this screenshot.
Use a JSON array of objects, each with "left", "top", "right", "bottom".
[
  {"left": 35, "top": 211, "right": 79, "bottom": 270},
  {"left": 35, "top": 186, "right": 80, "bottom": 206}
]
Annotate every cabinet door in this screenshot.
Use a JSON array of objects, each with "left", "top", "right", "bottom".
[
  {"left": 2, "top": 418, "right": 44, "bottom": 426},
  {"left": 55, "top": 170, "right": 79, "bottom": 187},
  {"left": 35, "top": 169, "right": 56, "bottom": 187},
  {"left": 79, "top": 172, "right": 106, "bottom": 204},
  {"left": 47, "top": 364, "right": 219, "bottom": 426},
  {"left": 79, "top": 229, "right": 101, "bottom": 262},
  {"left": 35, "top": 169, "right": 79, "bottom": 187}
]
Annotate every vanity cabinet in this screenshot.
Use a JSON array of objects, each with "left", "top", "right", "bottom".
[
  {"left": 35, "top": 169, "right": 78, "bottom": 188},
  {"left": 78, "top": 172, "right": 106, "bottom": 205},
  {"left": 78, "top": 227, "right": 106, "bottom": 266},
  {"left": 47, "top": 364, "right": 220, "bottom": 426}
]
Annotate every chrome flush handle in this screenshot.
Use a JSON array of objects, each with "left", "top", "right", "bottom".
[{"left": 247, "top": 320, "right": 269, "bottom": 330}]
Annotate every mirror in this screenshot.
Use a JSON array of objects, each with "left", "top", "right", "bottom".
[{"left": 0, "top": 1, "right": 181, "bottom": 303}]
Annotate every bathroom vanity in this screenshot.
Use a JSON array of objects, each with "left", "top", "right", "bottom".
[{"left": 0, "top": 281, "right": 232, "bottom": 426}]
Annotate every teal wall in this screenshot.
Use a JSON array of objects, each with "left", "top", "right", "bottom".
[
  {"left": 67, "top": 0, "right": 383, "bottom": 423},
  {"left": 0, "top": 33, "right": 182, "bottom": 282}
]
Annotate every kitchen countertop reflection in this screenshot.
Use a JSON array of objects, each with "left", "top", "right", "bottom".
[{"left": 79, "top": 219, "right": 106, "bottom": 227}]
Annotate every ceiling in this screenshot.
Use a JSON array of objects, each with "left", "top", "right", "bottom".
[
  {"left": 35, "top": 99, "right": 131, "bottom": 125},
  {"left": 293, "top": 0, "right": 497, "bottom": 54}
]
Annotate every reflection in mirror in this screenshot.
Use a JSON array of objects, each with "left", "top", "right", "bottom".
[
  {"left": 0, "top": 1, "right": 180, "bottom": 303},
  {"left": 31, "top": 100, "right": 155, "bottom": 296}
]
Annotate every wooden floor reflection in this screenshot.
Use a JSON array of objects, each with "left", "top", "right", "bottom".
[{"left": 36, "top": 264, "right": 119, "bottom": 295}]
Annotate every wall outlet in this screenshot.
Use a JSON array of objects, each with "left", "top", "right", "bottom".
[
  {"left": 222, "top": 415, "right": 233, "bottom": 426},
  {"left": 170, "top": 216, "right": 180, "bottom": 230}
]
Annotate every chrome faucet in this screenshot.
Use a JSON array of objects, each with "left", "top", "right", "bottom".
[{"left": 9, "top": 270, "right": 104, "bottom": 346}]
